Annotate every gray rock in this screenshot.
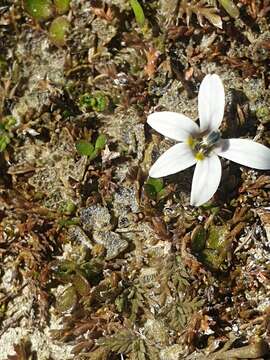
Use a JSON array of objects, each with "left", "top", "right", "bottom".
[
  {"left": 80, "top": 205, "right": 111, "bottom": 231},
  {"left": 93, "top": 230, "right": 128, "bottom": 260}
]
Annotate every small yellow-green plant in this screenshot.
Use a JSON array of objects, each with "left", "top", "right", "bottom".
[
  {"left": 49, "top": 16, "right": 70, "bottom": 46},
  {"left": 75, "top": 135, "right": 106, "bottom": 160}
]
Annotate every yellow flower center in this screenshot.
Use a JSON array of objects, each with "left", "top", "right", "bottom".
[
  {"left": 195, "top": 151, "right": 205, "bottom": 161},
  {"left": 186, "top": 131, "right": 220, "bottom": 160}
]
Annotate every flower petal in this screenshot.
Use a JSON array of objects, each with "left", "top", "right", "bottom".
[
  {"left": 217, "top": 138, "right": 270, "bottom": 170},
  {"left": 198, "top": 74, "right": 225, "bottom": 132},
  {"left": 190, "top": 154, "right": 221, "bottom": 206},
  {"left": 149, "top": 143, "right": 196, "bottom": 178},
  {"left": 147, "top": 111, "right": 200, "bottom": 142}
]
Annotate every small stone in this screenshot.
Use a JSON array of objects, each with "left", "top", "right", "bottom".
[
  {"left": 68, "top": 225, "right": 94, "bottom": 249},
  {"left": 114, "top": 185, "right": 140, "bottom": 217},
  {"left": 80, "top": 205, "right": 111, "bottom": 231},
  {"left": 93, "top": 231, "right": 128, "bottom": 260}
]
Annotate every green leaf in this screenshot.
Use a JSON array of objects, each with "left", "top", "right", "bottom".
[
  {"left": 144, "top": 184, "right": 156, "bottom": 199},
  {"left": 88, "top": 149, "right": 98, "bottom": 161},
  {"left": 218, "top": 0, "right": 239, "bottom": 18},
  {"left": 49, "top": 16, "right": 70, "bottom": 47},
  {"left": 130, "top": 0, "right": 145, "bottom": 27},
  {"left": 75, "top": 140, "right": 94, "bottom": 156},
  {"left": 95, "top": 134, "right": 106, "bottom": 151},
  {"left": 24, "top": 0, "right": 53, "bottom": 20},
  {"left": 54, "top": 0, "right": 70, "bottom": 14},
  {"left": 146, "top": 178, "right": 164, "bottom": 193},
  {"left": 144, "top": 178, "right": 164, "bottom": 200}
]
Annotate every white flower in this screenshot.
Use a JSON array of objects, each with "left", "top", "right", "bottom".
[{"left": 147, "top": 74, "right": 270, "bottom": 206}]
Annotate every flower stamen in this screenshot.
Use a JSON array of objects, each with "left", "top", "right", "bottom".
[
  {"left": 187, "top": 136, "right": 195, "bottom": 149},
  {"left": 187, "top": 131, "right": 221, "bottom": 157},
  {"left": 195, "top": 151, "right": 205, "bottom": 161}
]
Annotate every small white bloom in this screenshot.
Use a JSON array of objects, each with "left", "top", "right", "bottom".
[{"left": 147, "top": 74, "right": 270, "bottom": 206}]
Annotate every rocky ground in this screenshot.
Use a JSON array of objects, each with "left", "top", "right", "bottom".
[{"left": 0, "top": 0, "right": 270, "bottom": 359}]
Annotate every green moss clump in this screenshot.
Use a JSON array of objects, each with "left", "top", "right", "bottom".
[
  {"left": 201, "top": 225, "right": 230, "bottom": 271},
  {"left": 60, "top": 200, "right": 76, "bottom": 214},
  {"left": 192, "top": 224, "right": 230, "bottom": 271},
  {"left": 0, "top": 133, "right": 10, "bottom": 152},
  {"left": 79, "top": 92, "right": 109, "bottom": 113},
  {"left": 2, "top": 116, "right": 16, "bottom": 130},
  {"left": 0, "top": 116, "right": 16, "bottom": 152}
]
